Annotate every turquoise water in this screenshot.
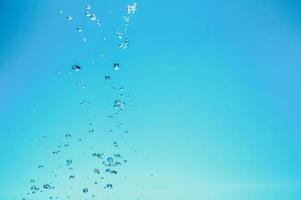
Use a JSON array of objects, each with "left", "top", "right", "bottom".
[{"left": 1, "top": 0, "right": 301, "bottom": 199}]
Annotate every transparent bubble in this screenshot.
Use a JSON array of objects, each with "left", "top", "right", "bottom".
[
  {"left": 118, "top": 38, "right": 129, "bottom": 49},
  {"left": 66, "top": 160, "right": 72, "bottom": 166},
  {"left": 113, "top": 63, "right": 120, "bottom": 71},
  {"left": 106, "top": 157, "right": 114, "bottom": 165},
  {"left": 127, "top": 2, "right": 138, "bottom": 14},
  {"left": 72, "top": 65, "right": 81, "bottom": 71},
  {"left": 83, "top": 188, "right": 88, "bottom": 193},
  {"left": 116, "top": 32, "right": 123, "bottom": 39},
  {"left": 66, "top": 15, "right": 73, "bottom": 21},
  {"left": 113, "top": 100, "right": 125, "bottom": 111},
  {"left": 105, "top": 75, "right": 111, "bottom": 81},
  {"left": 77, "top": 27, "right": 83, "bottom": 32},
  {"left": 65, "top": 133, "right": 72, "bottom": 139},
  {"left": 90, "top": 13, "right": 97, "bottom": 21},
  {"left": 85, "top": 4, "right": 91, "bottom": 10},
  {"left": 43, "top": 184, "right": 51, "bottom": 189}
]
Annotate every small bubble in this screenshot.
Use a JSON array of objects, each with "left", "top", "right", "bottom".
[
  {"left": 66, "top": 159, "right": 72, "bottom": 166},
  {"left": 105, "top": 75, "right": 111, "bottom": 81},
  {"left": 83, "top": 188, "right": 88, "bottom": 193},
  {"left": 43, "top": 184, "right": 52, "bottom": 189},
  {"left": 93, "top": 168, "right": 100, "bottom": 174},
  {"left": 118, "top": 38, "right": 129, "bottom": 49},
  {"left": 85, "top": 4, "right": 91, "bottom": 10},
  {"left": 82, "top": 37, "right": 87, "bottom": 42},
  {"left": 72, "top": 65, "right": 81, "bottom": 71},
  {"left": 66, "top": 15, "right": 73, "bottom": 21},
  {"left": 116, "top": 32, "right": 123, "bottom": 39},
  {"left": 113, "top": 100, "right": 125, "bottom": 111},
  {"left": 127, "top": 2, "right": 138, "bottom": 14},
  {"left": 105, "top": 184, "right": 113, "bottom": 189},
  {"left": 96, "top": 20, "right": 101, "bottom": 26},
  {"left": 113, "top": 63, "right": 120, "bottom": 71},
  {"left": 90, "top": 13, "right": 97, "bottom": 21},
  {"left": 85, "top": 11, "right": 91, "bottom": 17},
  {"left": 106, "top": 157, "right": 114, "bottom": 165},
  {"left": 77, "top": 27, "right": 83, "bottom": 32}
]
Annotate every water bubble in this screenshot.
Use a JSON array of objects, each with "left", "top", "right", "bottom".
[
  {"left": 105, "top": 184, "right": 113, "bottom": 189},
  {"left": 93, "top": 168, "right": 100, "bottom": 174},
  {"left": 83, "top": 188, "right": 88, "bottom": 193},
  {"left": 85, "top": 4, "right": 91, "bottom": 10},
  {"left": 113, "top": 63, "right": 120, "bottom": 71},
  {"left": 66, "top": 15, "right": 73, "bottom": 21},
  {"left": 72, "top": 65, "right": 81, "bottom": 71},
  {"left": 43, "top": 184, "right": 52, "bottom": 189},
  {"left": 82, "top": 37, "right": 87, "bottom": 42},
  {"left": 118, "top": 38, "right": 129, "bottom": 49},
  {"left": 66, "top": 159, "right": 72, "bottom": 166},
  {"left": 106, "top": 157, "right": 114, "bottom": 165},
  {"left": 59, "top": 10, "right": 63, "bottom": 15},
  {"left": 124, "top": 16, "right": 130, "bottom": 24},
  {"left": 77, "top": 27, "right": 83, "bottom": 32},
  {"left": 127, "top": 2, "right": 138, "bottom": 14},
  {"left": 113, "top": 100, "right": 125, "bottom": 111},
  {"left": 116, "top": 32, "right": 123, "bottom": 39},
  {"left": 90, "top": 13, "right": 97, "bottom": 21},
  {"left": 85, "top": 11, "right": 91, "bottom": 17},
  {"left": 105, "top": 75, "right": 111, "bottom": 81},
  {"left": 65, "top": 133, "right": 72, "bottom": 139},
  {"left": 69, "top": 175, "right": 75, "bottom": 179}
]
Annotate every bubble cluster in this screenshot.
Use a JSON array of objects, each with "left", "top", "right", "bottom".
[{"left": 20, "top": 1, "right": 139, "bottom": 199}]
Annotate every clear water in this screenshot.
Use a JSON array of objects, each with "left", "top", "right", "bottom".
[{"left": 1, "top": 0, "right": 301, "bottom": 200}]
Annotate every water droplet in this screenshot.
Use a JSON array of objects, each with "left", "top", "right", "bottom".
[
  {"left": 66, "top": 15, "right": 73, "bottom": 21},
  {"left": 90, "top": 13, "right": 97, "bottom": 21},
  {"left": 65, "top": 133, "right": 72, "bottom": 139},
  {"left": 72, "top": 65, "right": 81, "bottom": 71},
  {"left": 127, "top": 2, "right": 138, "bottom": 14},
  {"left": 124, "top": 16, "right": 131, "bottom": 24},
  {"left": 93, "top": 168, "right": 100, "bottom": 174},
  {"left": 116, "top": 32, "right": 123, "bottom": 39},
  {"left": 105, "top": 75, "right": 111, "bottom": 81},
  {"left": 113, "top": 63, "right": 120, "bottom": 71},
  {"left": 96, "top": 20, "right": 101, "bottom": 26},
  {"left": 83, "top": 188, "right": 88, "bottom": 193},
  {"left": 66, "top": 159, "right": 72, "bottom": 166},
  {"left": 85, "top": 4, "right": 91, "bottom": 10},
  {"left": 106, "top": 157, "right": 114, "bottom": 165},
  {"left": 113, "top": 100, "right": 125, "bottom": 111},
  {"left": 82, "top": 37, "right": 87, "bottom": 42},
  {"left": 118, "top": 38, "right": 129, "bottom": 49},
  {"left": 85, "top": 11, "right": 91, "bottom": 17},
  {"left": 43, "top": 184, "right": 51, "bottom": 189},
  {"left": 77, "top": 27, "right": 83, "bottom": 32}
]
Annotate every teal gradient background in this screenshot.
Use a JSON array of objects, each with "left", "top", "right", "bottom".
[{"left": 0, "top": 0, "right": 301, "bottom": 199}]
